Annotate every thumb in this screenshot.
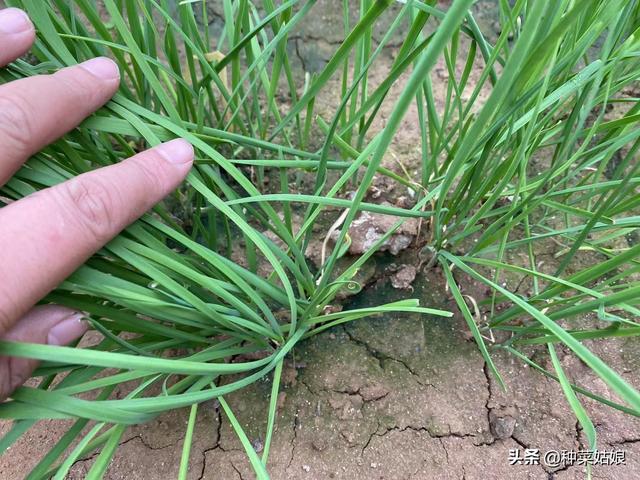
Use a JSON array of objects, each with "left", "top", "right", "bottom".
[{"left": 0, "top": 305, "right": 88, "bottom": 400}]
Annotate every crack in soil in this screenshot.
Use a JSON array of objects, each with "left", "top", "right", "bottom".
[
  {"left": 195, "top": 403, "right": 223, "bottom": 480},
  {"left": 231, "top": 461, "right": 245, "bottom": 480},
  {"left": 215, "top": 404, "right": 223, "bottom": 447},
  {"left": 362, "top": 424, "right": 488, "bottom": 455},
  {"left": 299, "top": 366, "right": 389, "bottom": 407},
  {"left": 482, "top": 361, "right": 495, "bottom": 443},
  {"left": 343, "top": 328, "right": 436, "bottom": 389},
  {"left": 361, "top": 419, "right": 382, "bottom": 455},
  {"left": 482, "top": 360, "right": 553, "bottom": 457},
  {"left": 614, "top": 437, "right": 640, "bottom": 446},
  {"left": 438, "top": 437, "right": 450, "bottom": 465},
  {"left": 285, "top": 407, "right": 300, "bottom": 471},
  {"left": 293, "top": 38, "right": 307, "bottom": 73},
  {"left": 541, "top": 419, "right": 586, "bottom": 477},
  {"left": 136, "top": 434, "right": 182, "bottom": 451},
  {"left": 71, "top": 433, "right": 179, "bottom": 473},
  {"left": 197, "top": 446, "right": 218, "bottom": 480}
]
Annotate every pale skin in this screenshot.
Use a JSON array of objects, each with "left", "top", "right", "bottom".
[{"left": 0, "top": 8, "right": 194, "bottom": 400}]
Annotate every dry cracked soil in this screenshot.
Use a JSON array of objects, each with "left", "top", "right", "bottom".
[
  {"left": 1, "top": 1, "right": 640, "bottom": 479},
  {"left": 3, "top": 266, "right": 640, "bottom": 480}
]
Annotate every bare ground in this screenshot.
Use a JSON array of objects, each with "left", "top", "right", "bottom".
[
  {"left": 1, "top": 2, "right": 640, "bottom": 479},
  {"left": 3, "top": 262, "right": 640, "bottom": 479}
]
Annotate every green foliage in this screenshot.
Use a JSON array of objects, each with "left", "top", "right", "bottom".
[{"left": 0, "top": 0, "right": 639, "bottom": 477}]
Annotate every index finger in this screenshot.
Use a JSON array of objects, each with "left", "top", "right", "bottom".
[
  {"left": 0, "top": 58, "right": 121, "bottom": 186},
  {"left": 0, "top": 140, "right": 194, "bottom": 332}
]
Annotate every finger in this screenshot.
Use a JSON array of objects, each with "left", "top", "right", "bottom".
[
  {"left": 0, "top": 305, "right": 88, "bottom": 401},
  {"left": 0, "top": 139, "right": 194, "bottom": 331},
  {"left": 0, "top": 8, "right": 35, "bottom": 67},
  {"left": 0, "top": 57, "right": 120, "bottom": 185}
]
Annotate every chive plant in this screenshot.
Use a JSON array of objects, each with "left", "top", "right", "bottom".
[{"left": 0, "top": 0, "right": 639, "bottom": 478}]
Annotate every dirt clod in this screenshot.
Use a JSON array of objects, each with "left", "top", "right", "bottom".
[
  {"left": 390, "top": 264, "right": 417, "bottom": 290},
  {"left": 489, "top": 410, "right": 517, "bottom": 440},
  {"left": 359, "top": 384, "right": 389, "bottom": 401},
  {"left": 345, "top": 209, "right": 418, "bottom": 256}
]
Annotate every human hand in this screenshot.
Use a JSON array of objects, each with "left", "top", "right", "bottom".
[{"left": 0, "top": 8, "right": 194, "bottom": 400}]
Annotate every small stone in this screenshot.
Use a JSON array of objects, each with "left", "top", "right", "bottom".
[
  {"left": 345, "top": 209, "right": 419, "bottom": 256},
  {"left": 252, "top": 438, "right": 264, "bottom": 453},
  {"left": 489, "top": 412, "right": 517, "bottom": 439},
  {"left": 394, "top": 195, "right": 411, "bottom": 208},
  {"left": 323, "top": 304, "right": 343, "bottom": 314},
  {"left": 390, "top": 264, "right": 417, "bottom": 290},
  {"left": 302, "top": 465, "right": 311, "bottom": 472}
]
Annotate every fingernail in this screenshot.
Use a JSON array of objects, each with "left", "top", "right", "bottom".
[
  {"left": 47, "top": 313, "right": 89, "bottom": 346},
  {"left": 155, "top": 139, "right": 195, "bottom": 165},
  {"left": 0, "top": 8, "right": 33, "bottom": 34},
  {"left": 79, "top": 57, "right": 120, "bottom": 80}
]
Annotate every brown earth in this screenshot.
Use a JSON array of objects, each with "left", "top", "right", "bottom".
[{"left": 4, "top": 266, "right": 638, "bottom": 479}]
